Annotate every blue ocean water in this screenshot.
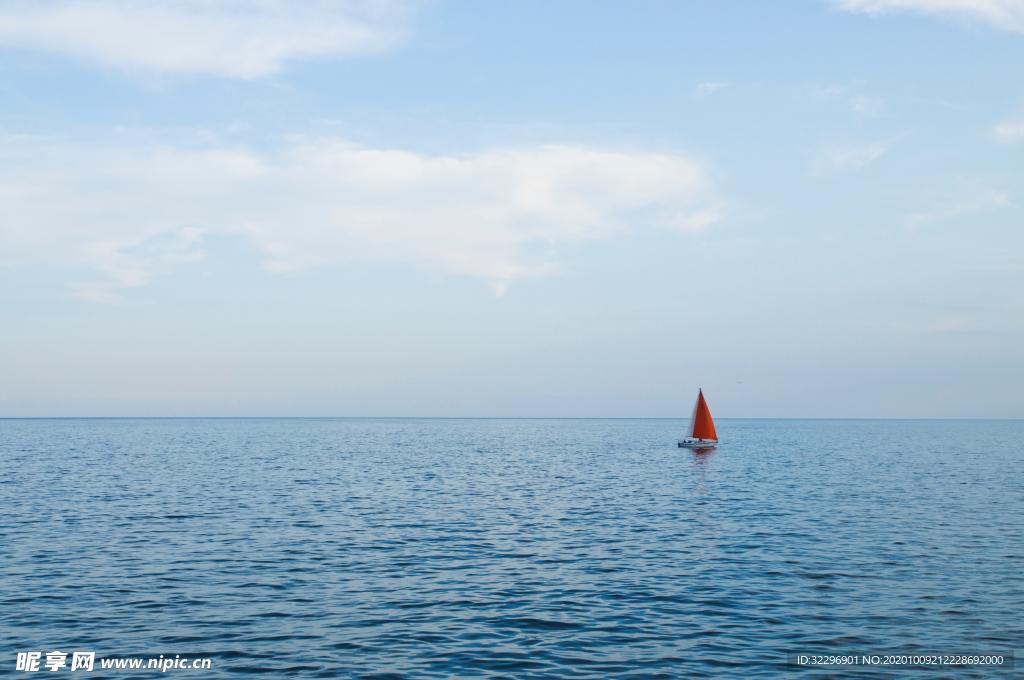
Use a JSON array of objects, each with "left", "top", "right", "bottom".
[{"left": 1, "top": 418, "right": 1021, "bottom": 678}]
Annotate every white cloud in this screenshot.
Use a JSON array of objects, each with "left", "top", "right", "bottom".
[
  {"left": 908, "top": 184, "right": 1010, "bottom": 225},
  {"left": 822, "top": 139, "right": 893, "bottom": 170},
  {"left": 992, "top": 120, "right": 1024, "bottom": 143},
  {"left": 695, "top": 82, "right": 728, "bottom": 98},
  {"left": 0, "top": 0, "right": 412, "bottom": 78},
  {"left": 812, "top": 85, "right": 884, "bottom": 117},
  {"left": 836, "top": 0, "right": 1024, "bottom": 33},
  {"left": 814, "top": 85, "right": 848, "bottom": 99},
  {"left": 850, "top": 94, "right": 883, "bottom": 117},
  {"left": 70, "top": 228, "right": 206, "bottom": 302},
  {"left": 0, "top": 135, "right": 721, "bottom": 300}
]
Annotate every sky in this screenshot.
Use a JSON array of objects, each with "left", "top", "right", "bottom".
[{"left": 1, "top": 0, "right": 1022, "bottom": 418}]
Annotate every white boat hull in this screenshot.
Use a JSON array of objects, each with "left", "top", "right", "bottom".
[{"left": 678, "top": 438, "right": 717, "bottom": 448}]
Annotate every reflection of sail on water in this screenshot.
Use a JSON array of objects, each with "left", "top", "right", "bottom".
[
  {"left": 679, "top": 389, "right": 718, "bottom": 448},
  {"left": 690, "top": 389, "right": 717, "bottom": 441}
]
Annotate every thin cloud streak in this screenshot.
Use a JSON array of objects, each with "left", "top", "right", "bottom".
[
  {"left": 907, "top": 185, "right": 1010, "bottom": 225},
  {"left": 821, "top": 138, "right": 894, "bottom": 170},
  {"left": 694, "top": 81, "right": 728, "bottom": 98},
  {"left": 836, "top": 0, "right": 1024, "bottom": 34},
  {"left": 812, "top": 85, "right": 885, "bottom": 117}
]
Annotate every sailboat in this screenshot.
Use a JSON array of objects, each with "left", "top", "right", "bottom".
[{"left": 678, "top": 389, "right": 718, "bottom": 448}]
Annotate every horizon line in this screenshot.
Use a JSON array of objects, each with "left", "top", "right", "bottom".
[{"left": 2, "top": 416, "right": 1022, "bottom": 421}]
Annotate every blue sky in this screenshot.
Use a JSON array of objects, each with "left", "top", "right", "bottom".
[{"left": 1, "top": 0, "right": 1022, "bottom": 417}]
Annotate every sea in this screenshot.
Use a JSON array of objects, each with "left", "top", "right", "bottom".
[{"left": 2, "top": 418, "right": 1022, "bottom": 678}]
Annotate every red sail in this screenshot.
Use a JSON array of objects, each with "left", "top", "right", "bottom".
[{"left": 690, "top": 390, "right": 718, "bottom": 440}]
